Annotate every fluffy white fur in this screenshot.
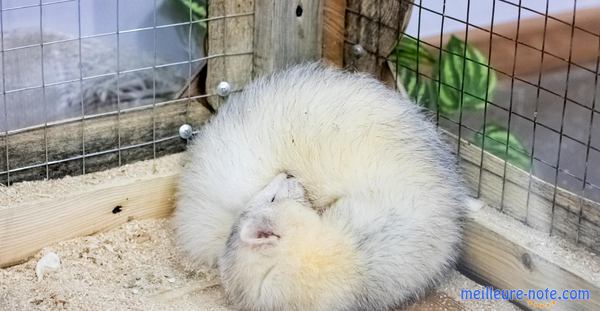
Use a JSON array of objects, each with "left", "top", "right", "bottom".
[
  {"left": 174, "top": 64, "right": 466, "bottom": 310},
  {"left": 220, "top": 173, "right": 361, "bottom": 311}
]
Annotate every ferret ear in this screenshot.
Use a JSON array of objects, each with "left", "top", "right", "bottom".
[{"left": 239, "top": 220, "right": 279, "bottom": 246}]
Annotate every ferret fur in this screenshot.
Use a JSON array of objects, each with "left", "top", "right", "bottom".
[
  {"left": 220, "top": 173, "right": 363, "bottom": 311},
  {"left": 174, "top": 63, "right": 467, "bottom": 310}
]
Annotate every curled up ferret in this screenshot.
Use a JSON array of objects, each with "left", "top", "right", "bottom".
[{"left": 174, "top": 64, "right": 468, "bottom": 310}]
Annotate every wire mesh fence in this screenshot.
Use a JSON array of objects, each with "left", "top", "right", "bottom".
[
  {"left": 2, "top": 0, "right": 599, "bottom": 251},
  {"left": 346, "top": 0, "right": 600, "bottom": 249},
  {"left": 0, "top": 0, "right": 252, "bottom": 185}
]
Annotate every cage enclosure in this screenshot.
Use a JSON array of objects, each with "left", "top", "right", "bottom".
[{"left": 0, "top": 0, "right": 599, "bottom": 310}]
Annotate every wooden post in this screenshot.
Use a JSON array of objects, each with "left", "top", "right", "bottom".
[
  {"left": 253, "top": 0, "right": 323, "bottom": 77},
  {"left": 345, "top": 0, "right": 412, "bottom": 79},
  {"left": 206, "top": 0, "right": 255, "bottom": 110},
  {"left": 322, "top": 0, "right": 346, "bottom": 67}
]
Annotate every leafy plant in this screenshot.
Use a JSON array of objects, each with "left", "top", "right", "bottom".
[
  {"left": 392, "top": 36, "right": 436, "bottom": 108},
  {"left": 435, "top": 36, "right": 496, "bottom": 113},
  {"left": 393, "top": 36, "right": 436, "bottom": 68},
  {"left": 391, "top": 35, "right": 529, "bottom": 170},
  {"left": 474, "top": 124, "right": 531, "bottom": 170},
  {"left": 178, "top": 0, "right": 207, "bottom": 30}
]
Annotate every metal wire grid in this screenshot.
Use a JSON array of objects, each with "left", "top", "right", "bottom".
[
  {"left": 2, "top": 0, "right": 597, "bottom": 246},
  {"left": 0, "top": 1, "right": 254, "bottom": 184},
  {"left": 347, "top": 0, "right": 600, "bottom": 241}
]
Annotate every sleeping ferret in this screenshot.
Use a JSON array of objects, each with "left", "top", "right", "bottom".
[{"left": 174, "top": 63, "right": 467, "bottom": 310}]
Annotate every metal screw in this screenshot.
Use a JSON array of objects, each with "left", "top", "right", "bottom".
[
  {"left": 216, "top": 81, "right": 232, "bottom": 97},
  {"left": 351, "top": 44, "right": 365, "bottom": 58},
  {"left": 179, "top": 124, "right": 193, "bottom": 140}
]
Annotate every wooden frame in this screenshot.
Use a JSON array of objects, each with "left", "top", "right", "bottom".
[
  {"left": 0, "top": 100, "right": 211, "bottom": 185},
  {"left": 444, "top": 133, "right": 600, "bottom": 254},
  {"left": 0, "top": 171, "right": 178, "bottom": 267},
  {"left": 461, "top": 208, "right": 600, "bottom": 311}
]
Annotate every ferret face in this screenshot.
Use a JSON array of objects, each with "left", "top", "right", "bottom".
[
  {"left": 238, "top": 199, "right": 319, "bottom": 253},
  {"left": 219, "top": 174, "right": 360, "bottom": 311},
  {"left": 231, "top": 173, "right": 317, "bottom": 254}
]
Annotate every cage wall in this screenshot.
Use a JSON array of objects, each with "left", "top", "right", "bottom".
[
  {"left": 2, "top": 0, "right": 600, "bottom": 254},
  {"left": 0, "top": 0, "right": 255, "bottom": 184}
]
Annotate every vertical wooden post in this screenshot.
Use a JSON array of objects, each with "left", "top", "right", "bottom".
[
  {"left": 345, "top": 0, "right": 412, "bottom": 79},
  {"left": 253, "top": 0, "right": 323, "bottom": 77},
  {"left": 206, "top": 0, "right": 255, "bottom": 110},
  {"left": 322, "top": 0, "right": 346, "bottom": 67}
]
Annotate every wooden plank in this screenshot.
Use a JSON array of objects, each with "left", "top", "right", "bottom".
[
  {"left": 421, "top": 7, "right": 600, "bottom": 79},
  {"left": 0, "top": 100, "right": 211, "bottom": 185},
  {"left": 253, "top": 0, "right": 323, "bottom": 77},
  {"left": 344, "top": 0, "right": 412, "bottom": 78},
  {"left": 322, "top": 0, "right": 346, "bottom": 67},
  {"left": 442, "top": 132, "right": 600, "bottom": 253},
  {"left": 206, "top": 0, "right": 254, "bottom": 110},
  {"left": 460, "top": 208, "right": 600, "bottom": 311},
  {"left": 0, "top": 173, "right": 178, "bottom": 268}
]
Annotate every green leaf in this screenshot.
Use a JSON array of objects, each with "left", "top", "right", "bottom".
[
  {"left": 391, "top": 36, "right": 436, "bottom": 108},
  {"left": 473, "top": 124, "right": 530, "bottom": 170},
  {"left": 392, "top": 36, "right": 436, "bottom": 69},
  {"left": 397, "top": 67, "right": 433, "bottom": 108},
  {"left": 179, "top": 0, "right": 207, "bottom": 29},
  {"left": 434, "top": 35, "right": 496, "bottom": 114}
]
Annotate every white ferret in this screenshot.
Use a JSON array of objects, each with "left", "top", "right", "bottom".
[{"left": 174, "top": 64, "right": 467, "bottom": 310}]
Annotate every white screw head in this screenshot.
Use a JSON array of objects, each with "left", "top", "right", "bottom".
[
  {"left": 179, "top": 124, "right": 193, "bottom": 140},
  {"left": 351, "top": 44, "right": 365, "bottom": 58},
  {"left": 216, "top": 81, "right": 232, "bottom": 97}
]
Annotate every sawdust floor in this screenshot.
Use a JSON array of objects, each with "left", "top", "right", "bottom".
[{"left": 0, "top": 218, "right": 519, "bottom": 311}]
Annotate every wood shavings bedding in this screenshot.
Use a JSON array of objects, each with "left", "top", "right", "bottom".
[{"left": 0, "top": 218, "right": 518, "bottom": 311}]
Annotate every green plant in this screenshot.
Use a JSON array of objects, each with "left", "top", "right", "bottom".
[
  {"left": 436, "top": 36, "right": 496, "bottom": 113},
  {"left": 392, "top": 36, "right": 435, "bottom": 108},
  {"left": 178, "top": 0, "right": 207, "bottom": 30},
  {"left": 391, "top": 35, "right": 530, "bottom": 170},
  {"left": 473, "top": 124, "right": 530, "bottom": 170}
]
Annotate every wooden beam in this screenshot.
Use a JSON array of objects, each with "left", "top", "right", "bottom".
[
  {"left": 322, "top": 0, "right": 346, "bottom": 67},
  {"left": 0, "top": 100, "right": 211, "bottom": 186},
  {"left": 206, "top": 0, "right": 254, "bottom": 110},
  {"left": 253, "top": 0, "right": 323, "bottom": 77},
  {"left": 422, "top": 7, "right": 600, "bottom": 79},
  {"left": 0, "top": 171, "right": 179, "bottom": 268},
  {"left": 442, "top": 132, "right": 600, "bottom": 254},
  {"left": 460, "top": 207, "right": 600, "bottom": 311}
]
